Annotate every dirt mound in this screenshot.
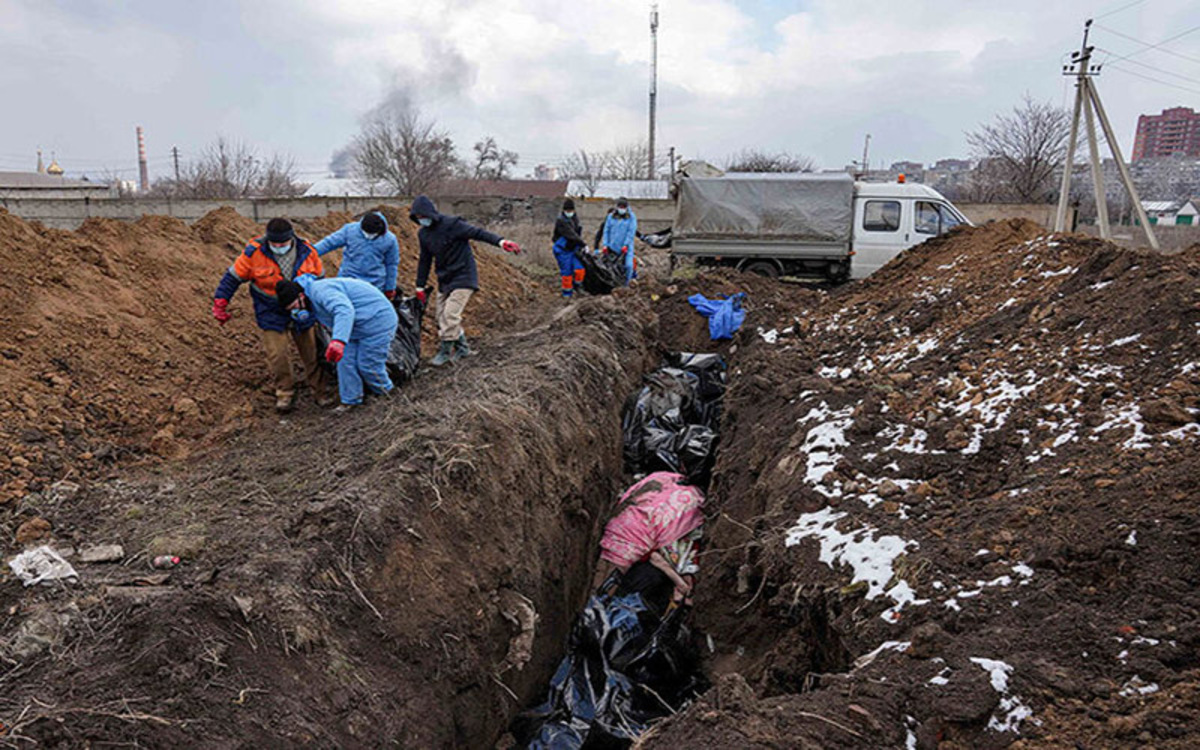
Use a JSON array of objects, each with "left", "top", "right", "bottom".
[
  {"left": 0, "top": 207, "right": 548, "bottom": 506},
  {"left": 644, "top": 220, "right": 1200, "bottom": 748},
  {"left": 0, "top": 295, "right": 660, "bottom": 747},
  {"left": 190, "top": 206, "right": 260, "bottom": 248}
]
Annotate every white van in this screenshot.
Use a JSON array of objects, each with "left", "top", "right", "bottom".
[{"left": 669, "top": 173, "right": 970, "bottom": 281}]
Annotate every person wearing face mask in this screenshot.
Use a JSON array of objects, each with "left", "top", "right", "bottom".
[
  {"left": 313, "top": 211, "right": 401, "bottom": 297},
  {"left": 274, "top": 275, "right": 398, "bottom": 409},
  {"left": 552, "top": 198, "right": 587, "bottom": 299},
  {"left": 601, "top": 197, "right": 638, "bottom": 285},
  {"left": 211, "top": 217, "right": 330, "bottom": 412},
  {"left": 409, "top": 195, "right": 521, "bottom": 366}
]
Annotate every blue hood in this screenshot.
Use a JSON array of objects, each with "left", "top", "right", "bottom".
[{"left": 409, "top": 195, "right": 440, "bottom": 225}]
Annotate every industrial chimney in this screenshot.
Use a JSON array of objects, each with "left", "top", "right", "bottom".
[{"left": 136, "top": 126, "right": 149, "bottom": 193}]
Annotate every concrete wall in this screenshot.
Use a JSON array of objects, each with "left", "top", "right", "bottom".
[
  {"left": 955, "top": 203, "right": 1075, "bottom": 229},
  {"left": 1077, "top": 223, "right": 1200, "bottom": 254},
  {"left": 0, "top": 194, "right": 681, "bottom": 233}
]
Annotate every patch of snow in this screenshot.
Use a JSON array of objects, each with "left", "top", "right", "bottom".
[
  {"left": 1012, "top": 563, "right": 1035, "bottom": 579},
  {"left": 785, "top": 508, "right": 919, "bottom": 615},
  {"left": 1126, "top": 530, "right": 1137, "bottom": 546},
  {"left": 970, "top": 658, "right": 1033, "bottom": 733},
  {"left": 1119, "top": 676, "right": 1160, "bottom": 697},
  {"left": 1038, "top": 266, "right": 1075, "bottom": 278},
  {"left": 757, "top": 327, "right": 779, "bottom": 344},
  {"left": 998, "top": 297, "right": 1019, "bottom": 310},
  {"left": 797, "top": 404, "right": 855, "bottom": 497},
  {"left": 1090, "top": 280, "right": 1112, "bottom": 291},
  {"left": 852, "top": 639, "right": 911, "bottom": 669}
]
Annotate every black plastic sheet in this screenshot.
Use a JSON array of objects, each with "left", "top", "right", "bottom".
[
  {"left": 313, "top": 324, "right": 338, "bottom": 378},
  {"left": 576, "top": 249, "right": 627, "bottom": 295},
  {"left": 622, "top": 353, "right": 727, "bottom": 485},
  {"left": 512, "top": 564, "right": 706, "bottom": 749},
  {"left": 386, "top": 295, "right": 425, "bottom": 384}
]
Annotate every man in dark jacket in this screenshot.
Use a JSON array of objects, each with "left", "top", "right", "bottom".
[
  {"left": 552, "top": 198, "right": 587, "bottom": 298},
  {"left": 410, "top": 195, "right": 521, "bottom": 366}
]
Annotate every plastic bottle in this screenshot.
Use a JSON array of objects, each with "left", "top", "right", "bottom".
[{"left": 151, "top": 555, "right": 181, "bottom": 569}]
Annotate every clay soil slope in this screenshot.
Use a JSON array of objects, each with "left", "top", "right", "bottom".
[
  {"left": 0, "top": 207, "right": 540, "bottom": 505},
  {"left": 644, "top": 220, "right": 1200, "bottom": 749}
]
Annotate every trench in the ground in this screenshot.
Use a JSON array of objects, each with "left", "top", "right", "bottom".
[{"left": 483, "top": 308, "right": 857, "bottom": 746}]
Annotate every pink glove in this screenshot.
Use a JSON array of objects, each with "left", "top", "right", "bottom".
[
  {"left": 416, "top": 289, "right": 428, "bottom": 305},
  {"left": 325, "top": 340, "right": 345, "bottom": 363},
  {"left": 212, "top": 298, "right": 231, "bottom": 325},
  {"left": 500, "top": 239, "right": 521, "bottom": 255}
]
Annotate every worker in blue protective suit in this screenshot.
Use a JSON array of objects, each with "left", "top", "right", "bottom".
[
  {"left": 313, "top": 212, "right": 401, "bottom": 296},
  {"left": 274, "top": 275, "right": 399, "bottom": 409},
  {"left": 601, "top": 196, "right": 637, "bottom": 285},
  {"left": 552, "top": 198, "right": 587, "bottom": 298}
]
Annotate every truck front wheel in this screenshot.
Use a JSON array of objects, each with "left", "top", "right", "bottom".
[{"left": 742, "top": 261, "right": 780, "bottom": 279}]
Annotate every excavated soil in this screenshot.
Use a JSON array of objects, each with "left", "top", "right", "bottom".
[
  {"left": 644, "top": 220, "right": 1200, "bottom": 749},
  {"left": 5, "top": 212, "right": 1200, "bottom": 749},
  {"left": 0, "top": 206, "right": 540, "bottom": 506}
]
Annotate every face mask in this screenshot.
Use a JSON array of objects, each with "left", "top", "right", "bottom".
[
  {"left": 361, "top": 228, "right": 383, "bottom": 240},
  {"left": 418, "top": 217, "right": 433, "bottom": 227},
  {"left": 564, "top": 211, "right": 575, "bottom": 218},
  {"left": 290, "top": 308, "right": 310, "bottom": 324},
  {"left": 269, "top": 241, "right": 292, "bottom": 255},
  {"left": 616, "top": 208, "right": 627, "bottom": 216}
]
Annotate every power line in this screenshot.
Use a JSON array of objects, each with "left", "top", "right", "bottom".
[
  {"left": 1106, "top": 62, "right": 1200, "bottom": 94},
  {"left": 1093, "top": 0, "right": 1147, "bottom": 21},
  {"left": 1096, "top": 47, "right": 1200, "bottom": 83},
  {"left": 1095, "top": 22, "right": 1200, "bottom": 65}
]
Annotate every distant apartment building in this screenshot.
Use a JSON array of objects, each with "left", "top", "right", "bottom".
[{"left": 1132, "top": 107, "right": 1200, "bottom": 161}]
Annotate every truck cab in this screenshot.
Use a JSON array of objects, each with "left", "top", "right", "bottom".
[{"left": 851, "top": 182, "right": 968, "bottom": 278}]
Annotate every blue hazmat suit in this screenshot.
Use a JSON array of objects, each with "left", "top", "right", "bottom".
[
  {"left": 296, "top": 275, "right": 399, "bottom": 405},
  {"left": 602, "top": 210, "right": 638, "bottom": 284},
  {"left": 313, "top": 212, "right": 401, "bottom": 294}
]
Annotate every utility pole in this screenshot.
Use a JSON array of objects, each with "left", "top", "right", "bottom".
[
  {"left": 1055, "top": 20, "right": 1158, "bottom": 249},
  {"left": 172, "top": 146, "right": 181, "bottom": 182},
  {"left": 858, "top": 134, "right": 871, "bottom": 179},
  {"left": 648, "top": 3, "right": 659, "bottom": 180},
  {"left": 668, "top": 146, "right": 676, "bottom": 178}
]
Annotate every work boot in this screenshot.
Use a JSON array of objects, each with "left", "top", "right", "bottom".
[
  {"left": 431, "top": 340, "right": 454, "bottom": 367},
  {"left": 275, "top": 393, "right": 295, "bottom": 413},
  {"left": 452, "top": 334, "right": 472, "bottom": 361},
  {"left": 315, "top": 393, "right": 335, "bottom": 408}
]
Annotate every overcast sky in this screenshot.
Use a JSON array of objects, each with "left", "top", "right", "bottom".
[{"left": 2, "top": 0, "right": 1197, "bottom": 182}]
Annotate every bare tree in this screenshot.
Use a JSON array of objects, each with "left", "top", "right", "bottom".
[
  {"left": 471, "top": 136, "right": 518, "bottom": 180},
  {"left": 150, "top": 137, "right": 303, "bottom": 199},
  {"left": 352, "top": 101, "right": 459, "bottom": 195},
  {"left": 607, "top": 141, "right": 667, "bottom": 180},
  {"left": 723, "top": 149, "right": 816, "bottom": 173},
  {"left": 965, "top": 95, "right": 1073, "bottom": 202},
  {"left": 560, "top": 149, "right": 609, "bottom": 197}
]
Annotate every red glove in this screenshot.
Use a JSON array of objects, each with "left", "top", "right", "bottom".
[
  {"left": 384, "top": 290, "right": 397, "bottom": 300},
  {"left": 325, "top": 339, "right": 345, "bottom": 363},
  {"left": 416, "top": 289, "right": 428, "bottom": 305},
  {"left": 500, "top": 239, "right": 521, "bottom": 255},
  {"left": 602, "top": 246, "right": 613, "bottom": 255},
  {"left": 621, "top": 246, "right": 629, "bottom": 255},
  {"left": 212, "top": 298, "right": 231, "bottom": 325}
]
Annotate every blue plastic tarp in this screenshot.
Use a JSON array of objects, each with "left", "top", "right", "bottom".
[{"left": 688, "top": 293, "right": 746, "bottom": 340}]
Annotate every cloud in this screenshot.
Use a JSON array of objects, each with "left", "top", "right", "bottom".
[{"left": 0, "top": 0, "right": 1196, "bottom": 178}]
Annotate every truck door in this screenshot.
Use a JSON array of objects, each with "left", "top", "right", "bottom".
[
  {"left": 851, "top": 198, "right": 910, "bottom": 279},
  {"left": 914, "top": 201, "right": 965, "bottom": 239}
]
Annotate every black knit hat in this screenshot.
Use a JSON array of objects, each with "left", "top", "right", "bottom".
[
  {"left": 275, "top": 279, "right": 304, "bottom": 310},
  {"left": 562, "top": 198, "right": 575, "bottom": 211},
  {"left": 360, "top": 213, "right": 385, "bottom": 236},
  {"left": 616, "top": 196, "right": 629, "bottom": 208},
  {"left": 266, "top": 218, "right": 294, "bottom": 244}
]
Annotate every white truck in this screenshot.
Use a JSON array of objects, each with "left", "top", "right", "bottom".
[{"left": 669, "top": 172, "right": 970, "bottom": 281}]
